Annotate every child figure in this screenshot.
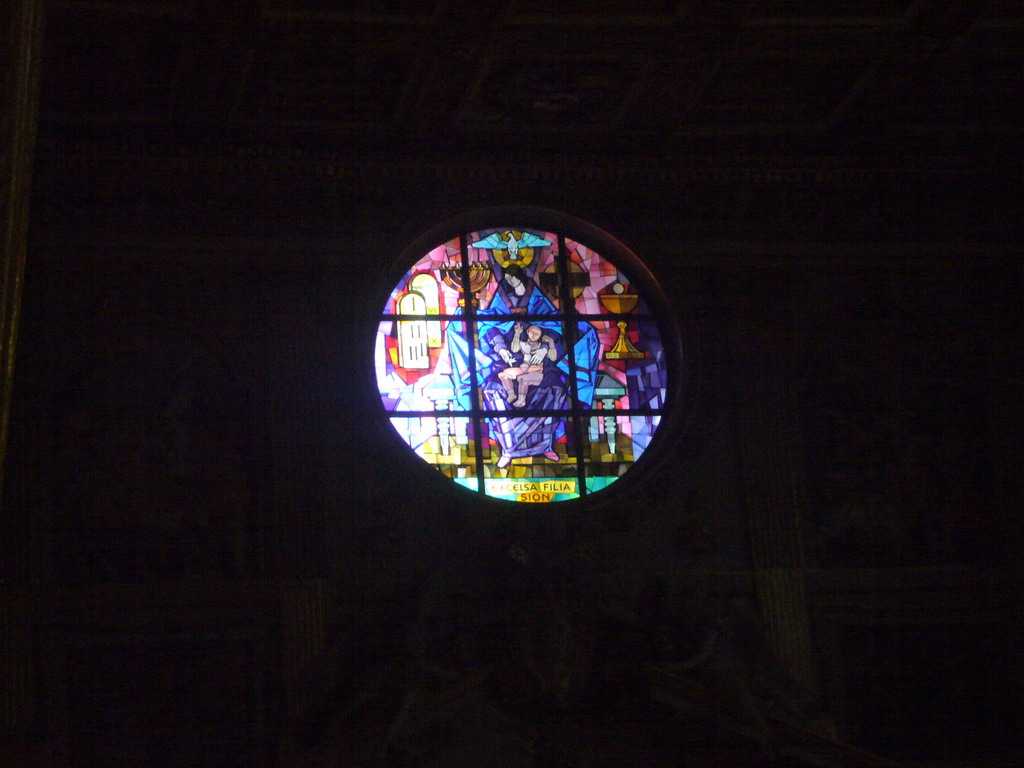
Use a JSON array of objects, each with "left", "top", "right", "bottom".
[{"left": 497, "top": 323, "right": 557, "bottom": 407}]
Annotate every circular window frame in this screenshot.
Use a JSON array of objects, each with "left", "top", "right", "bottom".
[{"left": 371, "top": 206, "right": 684, "bottom": 510}]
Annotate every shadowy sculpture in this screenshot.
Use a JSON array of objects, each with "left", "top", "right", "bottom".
[{"left": 279, "top": 521, "right": 905, "bottom": 768}]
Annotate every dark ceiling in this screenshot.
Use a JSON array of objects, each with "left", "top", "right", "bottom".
[{"left": 36, "top": 0, "right": 1024, "bottom": 160}]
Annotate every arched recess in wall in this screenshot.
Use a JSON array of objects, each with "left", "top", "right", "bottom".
[{"left": 372, "top": 207, "right": 682, "bottom": 506}]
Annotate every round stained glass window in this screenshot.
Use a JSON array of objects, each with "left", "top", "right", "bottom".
[{"left": 375, "top": 214, "right": 676, "bottom": 504}]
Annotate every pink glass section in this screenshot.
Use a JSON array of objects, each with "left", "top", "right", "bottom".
[
  {"left": 382, "top": 237, "right": 463, "bottom": 316},
  {"left": 563, "top": 237, "right": 654, "bottom": 316}
]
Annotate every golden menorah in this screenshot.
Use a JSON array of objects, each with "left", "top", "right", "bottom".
[{"left": 439, "top": 262, "right": 492, "bottom": 307}]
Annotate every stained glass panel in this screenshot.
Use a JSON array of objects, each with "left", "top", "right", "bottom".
[
  {"left": 390, "top": 416, "right": 483, "bottom": 479},
  {"left": 376, "top": 223, "right": 673, "bottom": 503},
  {"left": 382, "top": 237, "right": 463, "bottom": 316},
  {"left": 583, "top": 413, "right": 662, "bottom": 493},
  {"left": 563, "top": 236, "right": 656, "bottom": 316},
  {"left": 377, "top": 320, "right": 472, "bottom": 412}
]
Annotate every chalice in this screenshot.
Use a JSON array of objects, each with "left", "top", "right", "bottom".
[{"left": 599, "top": 282, "right": 645, "bottom": 360}]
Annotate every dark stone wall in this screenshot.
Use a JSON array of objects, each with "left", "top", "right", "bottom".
[{"left": 1, "top": 131, "right": 1021, "bottom": 765}]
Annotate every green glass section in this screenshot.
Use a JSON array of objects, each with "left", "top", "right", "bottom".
[{"left": 585, "top": 475, "right": 621, "bottom": 494}]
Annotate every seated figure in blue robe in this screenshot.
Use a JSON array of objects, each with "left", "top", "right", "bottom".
[{"left": 445, "top": 233, "right": 599, "bottom": 469}]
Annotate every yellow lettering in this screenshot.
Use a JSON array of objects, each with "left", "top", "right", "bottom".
[
  {"left": 518, "top": 492, "right": 553, "bottom": 503},
  {"left": 488, "top": 478, "right": 578, "bottom": 499}
]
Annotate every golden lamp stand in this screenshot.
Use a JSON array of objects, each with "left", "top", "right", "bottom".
[{"left": 439, "top": 263, "right": 492, "bottom": 308}]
